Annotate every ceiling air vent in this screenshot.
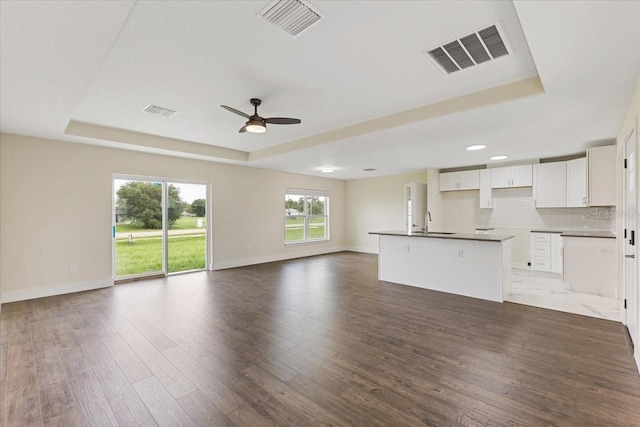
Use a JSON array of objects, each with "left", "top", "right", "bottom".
[
  {"left": 258, "top": 0, "right": 323, "bottom": 38},
  {"left": 362, "top": 168, "right": 377, "bottom": 172},
  {"left": 425, "top": 23, "right": 510, "bottom": 74},
  {"left": 143, "top": 104, "right": 177, "bottom": 118}
]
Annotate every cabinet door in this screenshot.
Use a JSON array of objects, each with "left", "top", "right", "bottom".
[
  {"left": 439, "top": 172, "right": 458, "bottom": 191},
  {"left": 588, "top": 145, "right": 616, "bottom": 206},
  {"left": 550, "top": 234, "right": 563, "bottom": 274},
  {"left": 457, "top": 170, "right": 479, "bottom": 190},
  {"left": 567, "top": 157, "right": 588, "bottom": 207},
  {"left": 533, "top": 162, "right": 567, "bottom": 208},
  {"left": 479, "top": 169, "right": 492, "bottom": 208},
  {"left": 490, "top": 167, "right": 511, "bottom": 188},
  {"left": 511, "top": 165, "right": 533, "bottom": 187}
]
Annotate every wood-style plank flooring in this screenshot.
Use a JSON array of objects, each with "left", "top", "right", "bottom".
[{"left": 1, "top": 252, "right": 639, "bottom": 426}]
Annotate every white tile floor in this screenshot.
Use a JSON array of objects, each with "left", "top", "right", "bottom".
[{"left": 506, "top": 269, "right": 621, "bottom": 321}]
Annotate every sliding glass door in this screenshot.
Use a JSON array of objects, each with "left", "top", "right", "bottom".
[
  {"left": 166, "top": 182, "right": 207, "bottom": 274},
  {"left": 114, "top": 178, "right": 165, "bottom": 278},
  {"left": 113, "top": 176, "right": 208, "bottom": 280}
]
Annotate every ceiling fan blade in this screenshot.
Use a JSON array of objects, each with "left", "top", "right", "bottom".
[
  {"left": 239, "top": 126, "right": 247, "bottom": 133},
  {"left": 265, "top": 117, "right": 301, "bottom": 125},
  {"left": 221, "top": 105, "right": 251, "bottom": 119}
]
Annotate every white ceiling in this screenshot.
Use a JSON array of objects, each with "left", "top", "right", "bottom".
[{"left": 1, "top": 1, "right": 639, "bottom": 180}]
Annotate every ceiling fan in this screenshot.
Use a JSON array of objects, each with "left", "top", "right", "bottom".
[{"left": 220, "top": 98, "right": 301, "bottom": 134}]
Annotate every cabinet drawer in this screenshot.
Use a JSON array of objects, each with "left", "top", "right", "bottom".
[
  {"left": 531, "top": 256, "right": 551, "bottom": 272},
  {"left": 531, "top": 233, "right": 550, "bottom": 242},
  {"left": 531, "top": 243, "right": 551, "bottom": 257}
]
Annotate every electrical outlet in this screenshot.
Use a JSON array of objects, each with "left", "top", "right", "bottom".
[
  {"left": 70, "top": 265, "right": 77, "bottom": 274},
  {"left": 457, "top": 249, "right": 464, "bottom": 258}
]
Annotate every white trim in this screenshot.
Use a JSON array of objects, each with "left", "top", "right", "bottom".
[
  {"left": 212, "top": 246, "right": 347, "bottom": 270},
  {"left": 2, "top": 279, "right": 114, "bottom": 303},
  {"left": 634, "top": 347, "right": 640, "bottom": 375}
]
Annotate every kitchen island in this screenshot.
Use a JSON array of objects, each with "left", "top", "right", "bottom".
[{"left": 369, "top": 230, "right": 514, "bottom": 302}]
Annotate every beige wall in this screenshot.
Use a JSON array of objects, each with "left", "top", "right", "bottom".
[
  {"left": 616, "top": 75, "right": 640, "bottom": 369},
  {"left": 0, "top": 133, "right": 346, "bottom": 303},
  {"left": 344, "top": 171, "right": 428, "bottom": 253}
]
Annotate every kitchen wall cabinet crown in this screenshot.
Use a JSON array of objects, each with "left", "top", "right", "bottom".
[
  {"left": 439, "top": 170, "right": 479, "bottom": 191},
  {"left": 490, "top": 165, "right": 532, "bottom": 188}
]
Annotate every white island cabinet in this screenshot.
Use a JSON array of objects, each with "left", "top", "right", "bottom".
[{"left": 369, "top": 231, "right": 513, "bottom": 303}]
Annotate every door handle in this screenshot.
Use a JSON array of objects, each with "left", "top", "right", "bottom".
[
  {"left": 631, "top": 230, "right": 635, "bottom": 246},
  {"left": 626, "top": 254, "right": 636, "bottom": 259}
]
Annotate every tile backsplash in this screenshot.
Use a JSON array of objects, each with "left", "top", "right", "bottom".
[{"left": 477, "top": 187, "right": 615, "bottom": 231}]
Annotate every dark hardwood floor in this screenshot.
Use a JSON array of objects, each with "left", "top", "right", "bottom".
[{"left": 1, "top": 252, "right": 639, "bottom": 426}]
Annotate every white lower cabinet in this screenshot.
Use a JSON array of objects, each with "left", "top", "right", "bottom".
[
  {"left": 530, "top": 232, "right": 562, "bottom": 274},
  {"left": 563, "top": 237, "right": 616, "bottom": 297}
]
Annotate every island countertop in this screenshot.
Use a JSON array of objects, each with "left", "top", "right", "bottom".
[{"left": 369, "top": 230, "right": 515, "bottom": 242}]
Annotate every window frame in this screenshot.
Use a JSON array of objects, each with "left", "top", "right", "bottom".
[{"left": 284, "top": 189, "right": 330, "bottom": 245}]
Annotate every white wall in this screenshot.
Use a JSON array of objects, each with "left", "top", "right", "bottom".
[
  {"left": 616, "top": 74, "right": 640, "bottom": 372},
  {"left": 344, "top": 171, "right": 428, "bottom": 253},
  {"left": 0, "top": 133, "right": 346, "bottom": 303}
]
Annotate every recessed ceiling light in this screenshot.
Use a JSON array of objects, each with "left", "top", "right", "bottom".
[
  {"left": 466, "top": 144, "right": 486, "bottom": 151},
  {"left": 490, "top": 155, "right": 508, "bottom": 160},
  {"left": 320, "top": 166, "right": 335, "bottom": 173}
]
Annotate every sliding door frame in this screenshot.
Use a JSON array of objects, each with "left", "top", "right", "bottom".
[{"left": 112, "top": 174, "right": 211, "bottom": 281}]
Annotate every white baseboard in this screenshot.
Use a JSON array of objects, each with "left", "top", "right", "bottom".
[
  {"left": 212, "top": 246, "right": 348, "bottom": 270},
  {"left": 1, "top": 278, "right": 114, "bottom": 303},
  {"left": 345, "top": 246, "right": 378, "bottom": 254}
]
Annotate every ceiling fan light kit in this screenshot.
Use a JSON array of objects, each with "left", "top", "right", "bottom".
[
  {"left": 221, "top": 98, "right": 301, "bottom": 134},
  {"left": 245, "top": 119, "right": 266, "bottom": 133}
]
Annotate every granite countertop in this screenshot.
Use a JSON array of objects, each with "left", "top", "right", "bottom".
[
  {"left": 560, "top": 231, "right": 616, "bottom": 239},
  {"left": 531, "top": 229, "right": 565, "bottom": 234},
  {"left": 531, "top": 229, "right": 616, "bottom": 238},
  {"left": 368, "top": 230, "right": 515, "bottom": 242}
]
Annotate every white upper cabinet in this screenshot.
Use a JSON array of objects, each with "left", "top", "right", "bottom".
[
  {"left": 490, "top": 165, "right": 532, "bottom": 188},
  {"left": 439, "top": 170, "right": 479, "bottom": 191},
  {"left": 479, "top": 169, "right": 492, "bottom": 209},
  {"left": 490, "top": 167, "right": 511, "bottom": 188},
  {"left": 439, "top": 172, "right": 459, "bottom": 191},
  {"left": 511, "top": 165, "right": 533, "bottom": 187},
  {"left": 588, "top": 145, "right": 616, "bottom": 206},
  {"left": 457, "top": 170, "right": 480, "bottom": 190},
  {"left": 533, "top": 162, "right": 567, "bottom": 208},
  {"left": 567, "top": 157, "right": 588, "bottom": 207}
]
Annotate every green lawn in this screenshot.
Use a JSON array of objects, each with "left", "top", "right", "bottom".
[
  {"left": 116, "top": 216, "right": 206, "bottom": 233},
  {"left": 115, "top": 234, "right": 205, "bottom": 276},
  {"left": 285, "top": 217, "right": 326, "bottom": 242}
]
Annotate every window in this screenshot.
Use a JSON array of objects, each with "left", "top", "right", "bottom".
[{"left": 285, "top": 189, "right": 329, "bottom": 243}]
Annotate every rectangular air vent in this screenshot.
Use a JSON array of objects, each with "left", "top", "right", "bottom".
[
  {"left": 259, "top": 0, "right": 323, "bottom": 38},
  {"left": 425, "top": 23, "right": 510, "bottom": 74},
  {"left": 143, "top": 104, "right": 177, "bottom": 117}
]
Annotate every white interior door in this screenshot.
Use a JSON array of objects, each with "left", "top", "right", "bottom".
[{"left": 624, "top": 124, "right": 638, "bottom": 347}]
